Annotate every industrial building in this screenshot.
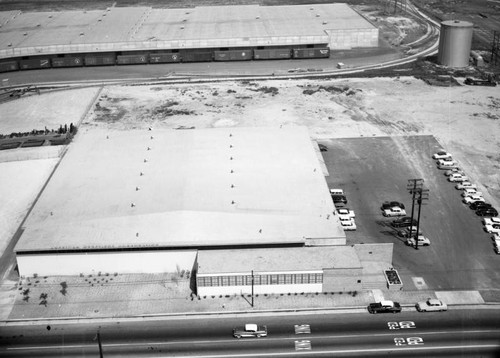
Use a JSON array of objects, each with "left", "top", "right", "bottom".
[
  {"left": 0, "top": 4, "right": 378, "bottom": 61},
  {"left": 14, "top": 126, "right": 347, "bottom": 278}
]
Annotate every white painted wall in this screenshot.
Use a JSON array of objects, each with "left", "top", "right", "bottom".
[
  {"left": 17, "top": 250, "right": 197, "bottom": 277},
  {"left": 197, "top": 283, "right": 322, "bottom": 296}
]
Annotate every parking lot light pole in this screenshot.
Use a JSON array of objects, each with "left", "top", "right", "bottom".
[{"left": 414, "top": 188, "right": 429, "bottom": 250}]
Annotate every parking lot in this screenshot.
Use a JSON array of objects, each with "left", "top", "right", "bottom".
[{"left": 321, "top": 135, "right": 500, "bottom": 291}]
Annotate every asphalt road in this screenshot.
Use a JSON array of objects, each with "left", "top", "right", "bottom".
[
  {"left": 1, "top": 308, "right": 499, "bottom": 357},
  {"left": 321, "top": 135, "right": 500, "bottom": 291}
]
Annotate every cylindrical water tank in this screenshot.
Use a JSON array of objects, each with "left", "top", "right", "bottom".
[{"left": 437, "top": 20, "right": 473, "bottom": 67}]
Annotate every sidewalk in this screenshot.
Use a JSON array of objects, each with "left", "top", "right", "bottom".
[{"left": 1, "top": 273, "right": 496, "bottom": 322}]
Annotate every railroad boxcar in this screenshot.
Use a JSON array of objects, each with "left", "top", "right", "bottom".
[
  {"left": 149, "top": 52, "right": 181, "bottom": 63},
  {"left": 51, "top": 56, "right": 84, "bottom": 68},
  {"left": 116, "top": 54, "right": 148, "bottom": 65},
  {"left": 0, "top": 60, "right": 19, "bottom": 73},
  {"left": 292, "top": 48, "right": 330, "bottom": 59},
  {"left": 19, "top": 58, "right": 51, "bottom": 70},
  {"left": 214, "top": 49, "right": 252, "bottom": 61},
  {"left": 180, "top": 51, "right": 213, "bottom": 63},
  {"left": 84, "top": 53, "right": 117, "bottom": 66},
  {"left": 253, "top": 48, "right": 292, "bottom": 60}
]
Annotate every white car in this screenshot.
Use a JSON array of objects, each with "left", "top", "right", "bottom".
[
  {"left": 337, "top": 207, "right": 355, "bottom": 219},
  {"left": 483, "top": 217, "right": 500, "bottom": 226},
  {"left": 330, "top": 188, "right": 344, "bottom": 196},
  {"left": 438, "top": 162, "right": 459, "bottom": 170},
  {"left": 437, "top": 158, "right": 456, "bottom": 166},
  {"left": 340, "top": 218, "right": 357, "bottom": 231},
  {"left": 493, "top": 236, "right": 500, "bottom": 248},
  {"left": 398, "top": 226, "right": 423, "bottom": 238},
  {"left": 406, "top": 235, "right": 430, "bottom": 247},
  {"left": 444, "top": 168, "right": 465, "bottom": 176},
  {"left": 455, "top": 182, "right": 477, "bottom": 190},
  {"left": 463, "top": 195, "right": 485, "bottom": 204},
  {"left": 461, "top": 189, "right": 482, "bottom": 197},
  {"left": 416, "top": 298, "right": 447, "bottom": 312},
  {"left": 383, "top": 207, "right": 407, "bottom": 217},
  {"left": 448, "top": 173, "right": 469, "bottom": 182},
  {"left": 485, "top": 223, "right": 500, "bottom": 234},
  {"left": 432, "top": 151, "right": 452, "bottom": 160}
]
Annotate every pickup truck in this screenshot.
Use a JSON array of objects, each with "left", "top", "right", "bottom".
[
  {"left": 383, "top": 207, "right": 407, "bottom": 217},
  {"left": 367, "top": 300, "right": 402, "bottom": 314},
  {"left": 233, "top": 324, "right": 268, "bottom": 338}
]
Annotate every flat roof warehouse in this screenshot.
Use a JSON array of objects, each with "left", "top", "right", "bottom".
[
  {"left": 16, "top": 127, "right": 345, "bottom": 255},
  {"left": 0, "top": 4, "right": 378, "bottom": 58}
]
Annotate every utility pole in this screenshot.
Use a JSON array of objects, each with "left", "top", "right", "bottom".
[
  {"left": 94, "top": 327, "right": 103, "bottom": 358},
  {"left": 251, "top": 270, "right": 254, "bottom": 308},
  {"left": 407, "top": 179, "right": 424, "bottom": 240}
]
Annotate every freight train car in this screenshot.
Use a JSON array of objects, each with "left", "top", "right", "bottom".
[
  {"left": 253, "top": 48, "right": 292, "bottom": 60},
  {"left": 149, "top": 52, "right": 181, "bottom": 63},
  {"left": 51, "top": 56, "right": 84, "bottom": 68},
  {"left": 0, "top": 60, "right": 19, "bottom": 73},
  {"left": 116, "top": 53, "right": 149, "bottom": 65},
  {"left": 292, "top": 47, "right": 330, "bottom": 59},
  {"left": 84, "top": 53, "right": 117, "bottom": 66},
  {"left": 214, "top": 49, "right": 252, "bottom": 61},
  {"left": 180, "top": 50, "right": 213, "bottom": 62},
  {"left": 19, "top": 58, "right": 51, "bottom": 70}
]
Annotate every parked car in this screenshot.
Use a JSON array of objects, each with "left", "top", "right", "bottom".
[
  {"left": 493, "top": 235, "right": 500, "bottom": 248},
  {"left": 391, "top": 217, "right": 417, "bottom": 228},
  {"left": 464, "top": 77, "right": 497, "bottom": 86},
  {"left": 337, "top": 207, "right": 355, "bottom": 219},
  {"left": 455, "top": 182, "right": 477, "bottom": 190},
  {"left": 367, "top": 300, "right": 402, "bottom": 314},
  {"left": 476, "top": 208, "right": 498, "bottom": 217},
  {"left": 483, "top": 217, "right": 500, "bottom": 226},
  {"left": 383, "top": 207, "right": 407, "bottom": 217},
  {"left": 330, "top": 188, "right": 344, "bottom": 196},
  {"left": 406, "top": 235, "right": 431, "bottom": 247},
  {"left": 495, "top": 246, "right": 500, "bottom": 255},
  {"left": 331, "top": 194, "right": 347, "bottom": 205},
  {"left": 437, "top": 157, "right": 455, "bottom": 165},
  {"left": 461, "top": 188, "right": 482, "bottom": 197},
  {"left": 484, "top": 223, "right": 500, "bottom": 234},
  {"left": 444, "top": 168, "right": 465, "bottom": 176},
  {"left": 463, "top": 195, "right": 485, "bottom": 204},
  {"left": 233, "top": 324, "right": 268, "bottom": 339},
  {"left": 381, "top": 201, "right": 405, "bottom": 210},
  {"left": 416, "top": 298, "right": 447, "bottom": 312},
  {"left": 470, "top": 202, "right": 492, "bottom": 211},
  {"left": 398, "top": 226, "right": 423, "bottom": 238},
  {"left": 432, "top": 151, "right": 452, "bottom": 160},
  {"left": 438, "top": 162, "right": 459, "bottom": 170},
  {"left": 448, "top": 173, "right": 469, "bottom": 182},
  {"left": 340, "top": 218, "right": 357, "bottom": 231}
]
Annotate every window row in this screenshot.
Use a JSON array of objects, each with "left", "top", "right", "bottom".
[{"left": 197, "top": 273, "right": 323, "bottom": 287}]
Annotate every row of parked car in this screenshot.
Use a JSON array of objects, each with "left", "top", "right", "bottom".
[
  {"left": 330, "top": 189, "right": 356, "bottom": 231},
  {"left": 368, "top": 298, "right": 447, "bottom": 314},
  {"left": 433, "top": 150, "right": 499, "bottom": 255}
]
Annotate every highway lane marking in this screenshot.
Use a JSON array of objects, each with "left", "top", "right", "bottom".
[{"left": 8, "top": 329, "right": 500, "bottom": 351}]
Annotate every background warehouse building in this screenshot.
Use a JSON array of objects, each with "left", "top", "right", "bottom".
[
  {"left": 14, "top": 126, "right": 347, "bottom": 278},
  {"left": 0, "top": 4, "right": 378, "bottom": 62}
]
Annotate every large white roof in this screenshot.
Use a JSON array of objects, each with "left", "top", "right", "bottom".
[{"left": 16, "top": 126, "right": 344, "bottom": 252}]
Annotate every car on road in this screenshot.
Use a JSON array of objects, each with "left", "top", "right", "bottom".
[
  {"left": 397, "top": 226, "right": 423, "bottom": 238},
  {"left": 463, "top": 195, "right": 485, "bottom": 205},
  {"left": 416, "top": 298, "right": 447, "bottom": 312},
  {"left": 340, "top": 218, "right": 357, "bottom": 231},
  {"left": 476, "top": 208, "right": 498, "bottom": 217},
  {"left": 383, "top": 207, "right": 407, "bottom": 217},
  {"left": 331, "top": 194, "right": 347, "bottom": 205},
  {"left": 470, "top": 202, "right": 492, "bottom": 211},
  {"left": 233, "top": 324, "right": 268, "bottom": 339},
  {"left": 406, "top": 235, "right": 431, "bottom": 247},
  {"left": 448, "top": 173, "right": 469, "bottom": 182},
  {"left": 337, "top": 207, "right": 355, "bottom": 219},
  {"left": 444, "top": 168, "right": 465, "bottom": 176},
  {"left": 381, "top": 201, "right": 405, "bottom": 210},
  {"left": 391, "top": 217, "right": 417, "bottom": 228},
  {"left": 461, "top": 188, "right": 482, "bottom": 197},
  {"left": 455, "top": 182, "right": 477, "bottom": 190},
  {"left": 432, "top": 151, "right": 452, "bottom": 160},
  {"left": 484, "top": 223, "right": 500, "bottom": 234},
  {"left": 367, "top": 300, "right": 401, "bottom": 314}
]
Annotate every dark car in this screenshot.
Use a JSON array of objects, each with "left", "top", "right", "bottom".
[
  {"left": 470, "top": 202, "right": 492, "bottom": 211},
  {"left": 391, "top": 217, "right": 417, "bottom": 228},
  {"left": 367, "top": 300, "right": 402, "bottom": 314},
  {"left": 331, "top": 194, "right": 347, "bottom": 205},
  {"left": 381, "top": 201, "right": 405, "bottom": 210},
  {"left": 476, "top": 208, "right": 498, "bottom": 217}
]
